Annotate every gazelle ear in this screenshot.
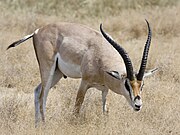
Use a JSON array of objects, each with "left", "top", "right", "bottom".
[
  {"left": 106, "top": 71, "right": 120, "bottom": 80},
  {"left": 144, "top": 68, "right": 158, "bottom": 78}
]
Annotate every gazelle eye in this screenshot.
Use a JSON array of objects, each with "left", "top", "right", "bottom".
[{"left": 106, "top": 71, "right": 120, "bottom": 80}]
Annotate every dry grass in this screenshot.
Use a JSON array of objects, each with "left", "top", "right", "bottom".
[{"left": 0, "top": 0, "right": 180, "bottom": 134}]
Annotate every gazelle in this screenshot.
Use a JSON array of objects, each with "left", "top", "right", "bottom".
[{"left": 7, "top": 20, "right": 157, "bottom": 126}]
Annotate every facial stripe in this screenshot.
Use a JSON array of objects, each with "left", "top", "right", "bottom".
[{"left": 125, "top": 79, "right": 132, "bottom": 100}]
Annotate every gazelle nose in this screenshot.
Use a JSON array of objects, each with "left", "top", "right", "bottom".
[
  {"left": 134, "top": 95, "right": 142, "bottom": 111},
  {"left": 134, "top": 95, "right": 141, "bottom": 101}
]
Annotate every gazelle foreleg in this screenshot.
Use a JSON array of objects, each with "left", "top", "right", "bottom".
[
  {"left": 73, "top": 80, "right": 89, "bottom": 114},
  {"left": 102, "top": 88, "right": 109, "bottom": 114}
]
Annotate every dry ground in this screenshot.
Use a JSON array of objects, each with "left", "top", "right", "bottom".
[{"left": 0, "top": 0, "right": 180, "bottom": 135}]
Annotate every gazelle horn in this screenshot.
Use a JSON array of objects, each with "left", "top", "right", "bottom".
[
  {"left": 137, "top": 19, "right": 152, "bottom": 81},
  {"left": 100, "top": 24, "right": 135, "bottom": 81}
]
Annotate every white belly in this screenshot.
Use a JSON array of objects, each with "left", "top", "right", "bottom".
[{"left": 56, "top": 53, "right": 81, "bottom": 78}]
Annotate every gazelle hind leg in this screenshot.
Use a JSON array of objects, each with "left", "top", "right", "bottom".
[
  {"left": 51, "top": 68, "right": 63, "bottom": 88},
  {"left": 41, "top": 69, "right": 63, "bottom": 122},
  {"left": 39, "top": 75, "right": 54, "bottom": 122},
  {"left": 34, "top": 69, "right": 63, "bottom": 126},
  {"left": 34, "top": 83, "right": 42, "bottom": 127},
  {"left": 38, "top": 58, "right": 62, "bottom": 122}
]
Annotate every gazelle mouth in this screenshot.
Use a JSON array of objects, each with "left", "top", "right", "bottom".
[
  {"left": 133, "top": 104, "right": 142, "bottom": 111},
  {"left": 134, "top": 108, "right": 141, "bottom": 111}
]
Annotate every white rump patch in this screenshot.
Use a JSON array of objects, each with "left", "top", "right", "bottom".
[
  {"left": 34, "top": 29, "right": 39, "bottom": 34},
  {"left": 55, "top": 53, "right": 81, "bottom": 78}
]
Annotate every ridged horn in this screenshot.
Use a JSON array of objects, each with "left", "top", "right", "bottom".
[
  {"left": 100, "top": 24, "right": 135, "bottom": 81},
  {"left": 137, "top": 19, "right": 152, "bottom": 81}
]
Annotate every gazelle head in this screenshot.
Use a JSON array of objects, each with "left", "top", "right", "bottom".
[{"left": 100, "top": 20, "right": 157, "bottom": 111}]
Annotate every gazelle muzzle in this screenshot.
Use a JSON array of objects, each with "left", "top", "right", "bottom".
[{"left": 133, "top": 95, "right": 142, "bottom": 111}]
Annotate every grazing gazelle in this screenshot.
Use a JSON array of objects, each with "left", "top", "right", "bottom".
[{"left": 7, "top": 20, "right": 157, "bottom": 126}]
